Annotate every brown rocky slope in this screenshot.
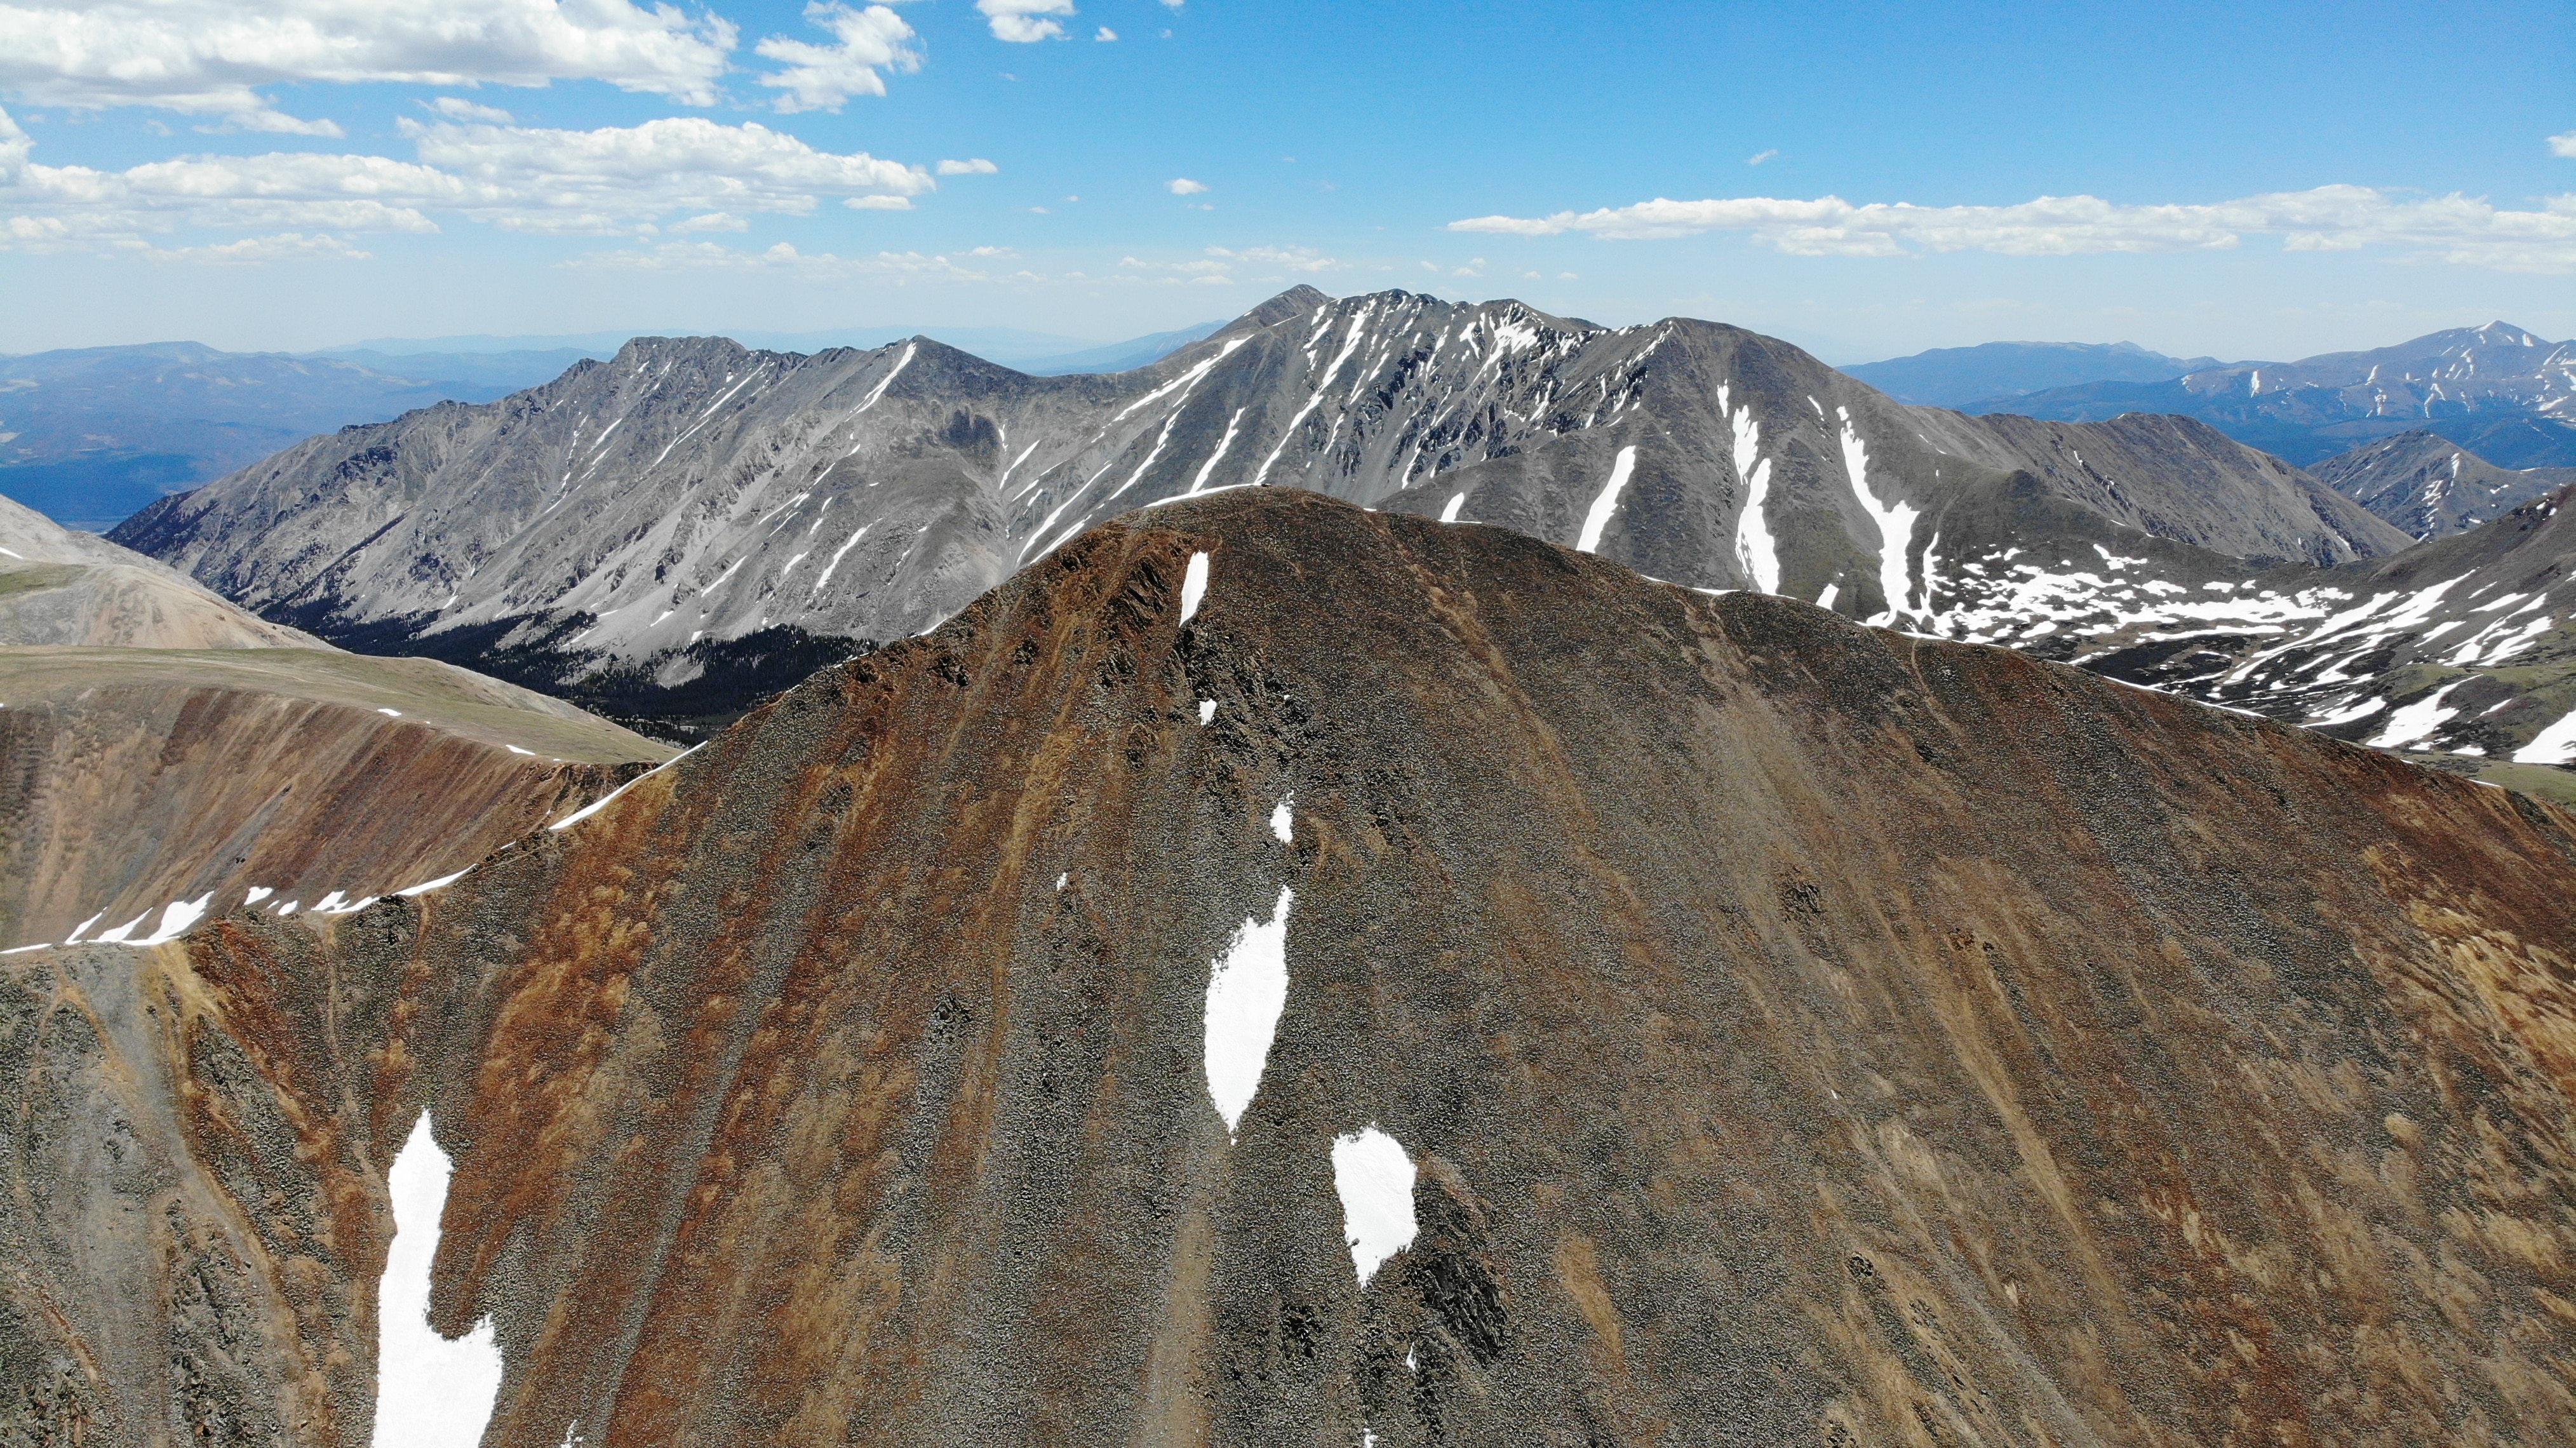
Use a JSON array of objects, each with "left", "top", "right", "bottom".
[
  {"left": 8, "top": 488, "right": 2575, "bottom": 1446},
  {"left": 0, "top": 646, "right": 674, "bottom": 948}
]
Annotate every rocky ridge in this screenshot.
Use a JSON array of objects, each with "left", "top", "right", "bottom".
[
  {"left": 116, "top": 286, "right": 2400, "bottom": 734},
  {"left": 11, "top": 488, "right": 2574, "bottom": 1445},
  {"left": 0, "top": 645, "right": 673, "bottom": 948},
  {"left": 2309, "top": 429, "right": 2576, "bottom": 540}
]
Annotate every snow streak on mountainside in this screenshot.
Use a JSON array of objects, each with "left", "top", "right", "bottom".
[
  {"left": 1898, "top": 482, "right": 2576, "bottom": 771},
  {"left": 117, "top": 288, "right": 2403, "bottom": 727}
]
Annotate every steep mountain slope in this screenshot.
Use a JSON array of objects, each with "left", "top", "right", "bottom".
[
  {"left": 1841, "top": 339, "right": 2219, "bottom": 406},
  {"left": 12, "top": 490, "right": 2574, "bottom": 1446},
  {"left": 116, "top": 286, "right": 2399, "bottom": 734},
  {"left": 0, "top": 645, "right": 673, "bottom": 948},
  {"left": 0, "top": 492, "right": 324, "bottom": 648},
  {"left": 0, "top": 342, "right": 534, "bottom": 526},
  {"left": 2309, "top": 429, "right": 2576, "bottom": 539},
  {"left": 1971, "top": 321, "right": 2576, "bottom": 466}
]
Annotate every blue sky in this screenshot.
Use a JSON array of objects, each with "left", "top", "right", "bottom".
[{"left": 1, "top": 0, "right": 2568, "bottom": 361}]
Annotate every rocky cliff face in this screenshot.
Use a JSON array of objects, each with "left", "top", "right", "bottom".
[
  {"left": 112, "top": 288, "right": 2399, "bottom": 735},
  {"left": 0, "top": 646, "right": 673, "bottom": 948},
  {"left": 18, "top": 490, "right": 2573, "bottom": 1445}
]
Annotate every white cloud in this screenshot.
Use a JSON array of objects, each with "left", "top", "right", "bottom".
[
  {"left": 425, "top": 96, "right": 513, "bottom": 124},
  {"left": 1166, "top": 177, "right": 1207, "bottom": 195},
  {"left": 1207, "top": 243, "right": 1336, "bottom": 272},
  {"left": 0, "top": 108, "right": 931, "bottom": 248},
  {"left": 673, "top": 210, "right": 746, "bottom": 231},
  {"left": 131, "top": 230, "right": 371, "bottom": 264},
  {"left": 2553, "top": 132, "right": 2576, "bottom": 159},
  {"left": 937, "top": 157, "right": 998, "bottom": 175},
  {"left": 564, "top": 240, "right": 1002, "bottom": 281},
  {"left": 1094, "top": 25, "right": 1116, "bottom": 41},
  {"left": 977, "top": 0, "right": 1075, "bottom": 43},
  {"left": 966, "top": 244, "right": 1016, "bottom": 257},
  {"left": 842, "top": 194, "right": 911, "bottom": 210},
  {"left": 201, "top": 109, "right": 345, "bottom": 137},
  {"left": 1746, "top": 149, "right": 1776, "bottom": 166},
  {"left": 753, "top": 2, "right": 919, "bottom": 112},
  {"left": 403, "top": 114, "right": 930, "bottom": 219},
  {"left": 1449, "top": 185, "right": 2576, "bottom": 273},
  {"left": 0, "top": 0, "right": 739, "bottom": 128}
]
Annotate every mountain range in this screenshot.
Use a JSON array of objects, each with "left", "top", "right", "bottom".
[
  {"left": 0, "top": 328, "right": 1228, "bottom": 532},
  {"left": 96, "top": 286, "right": 2571, "bottom": 797},
  {"left": 1839, "top": 339, "right": 2222, "bottom": 406},
  {"left": 1939, "top": 321, "right": 2576, "bottom": 467},
  {"left": 11, "top": 488, "right": 2573, "bottom": 1445}
]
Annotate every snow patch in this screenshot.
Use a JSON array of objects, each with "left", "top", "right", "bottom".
[
  {"left": 1439, "top": 492, "right": 1466, "bottom": 524},
  {"left": 1179, "top": 551, "right": 1211, "bottom": 623},
  {"left": 1198, "top": 699, "right": 1218, "bottom": 725},
  {"left": 1574, "top": 445, "right": 1638, "bottom": 554},
  {"left": 1724, "top": 388, "right": 1778, "bottom": 593},
  {"left": 1202, "top": 886, "right": 1294, "bottom": 1138},
  {"left": 1838, "top": 410, "right": 1919, "bottom": 624},
  {"left": 2368, "top": 681, "right": 2468, "bottom": 749},
  {"left": 1270, "top": 796, "right": 1294, "bottom": 843},
  {"left": 2512, "top": 707, "right": 2576, "bottom": 766},
  {"left": 1331, "top": 1127, "right": 1418, "bottom": 1287},
  {"left": 375, "top": 1115, "right": 504, "bottom": 1448},
  {"left": 396, "top": 868, "right": 475, "bottom": 899}
]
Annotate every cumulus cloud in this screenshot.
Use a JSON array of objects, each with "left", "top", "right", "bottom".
[
  {"left": 1094, "top": 26, "right": 1115, "bottom": 41},
  {"left": 2553, "top": 132, "right": 2576, "bottom": 159},
  {"left": 1166, "top": 177, "right": 1207, "bottom": 195},
  {"left": 842, "top": 194, "right": 911, "bottom": 209},
  {"left": 0, "top": 0, "right": 740, "bottom": 129},
  {"left": 1450, "top": 185, "right": 2576, "bottom": 273},
  {"left": 977, "top": 0, "right": 1075, "bottom": 43},
  {"left": 937, "top": 157, "right": 998, "bottom": 175},
  {"left": 0, "top": 107, "right": 932, "bottom": 250},
  {"left": 754, "top": 1, "right": 919, "bottom": 112}
]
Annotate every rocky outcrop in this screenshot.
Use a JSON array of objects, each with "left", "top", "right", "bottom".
[
  {"left": 17, "top": 490, "right": 2573, "bottom": 1445},
  {"left": 0, "top": 492, "right": 323, "bottom": 648},
  {"left": 0, "top": 645, "right": 673, "bottom": 948}
]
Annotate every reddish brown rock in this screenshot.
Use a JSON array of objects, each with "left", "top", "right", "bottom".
[{"left": 10, "top": 488, "right": 2574, "bottom": 1446}]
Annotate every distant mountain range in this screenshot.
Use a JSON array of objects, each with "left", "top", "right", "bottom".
[
  {"left": 1909, "top": 321, "right": 2576, "bottom": 467},
  {"left": 1841, "top": 340, "right": 2222, "bottom": 406}
]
